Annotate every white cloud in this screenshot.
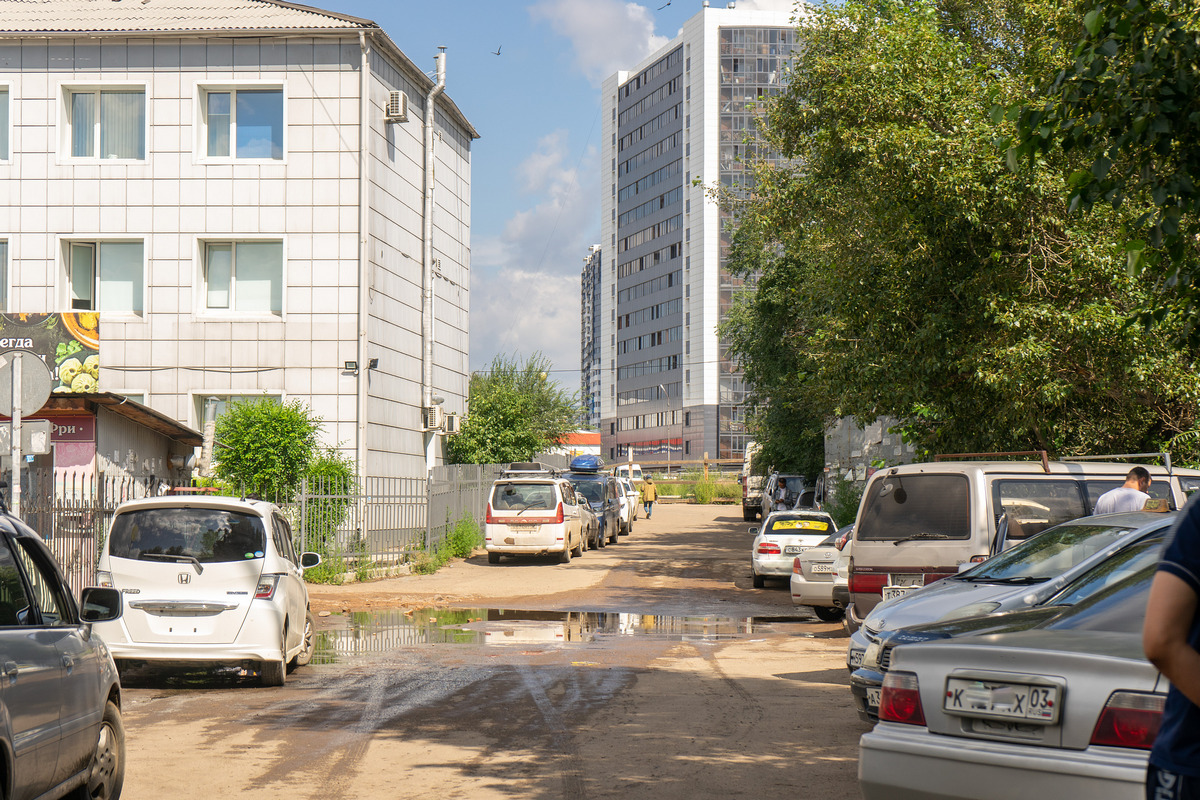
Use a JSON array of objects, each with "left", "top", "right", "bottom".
[
  {"left": 471, "top": 130, "right": 599, "bottom": 393},
  {"left": 529, "top": 0, "right": 668, "bottom": 85}
]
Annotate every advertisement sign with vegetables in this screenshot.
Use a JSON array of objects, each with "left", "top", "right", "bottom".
[{"left": 0, "top": 313, "right": 99, "bottom": 394}]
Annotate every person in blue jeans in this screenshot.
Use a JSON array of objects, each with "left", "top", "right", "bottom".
[
  {"left": 1144, "top": 492, "right": 1200, "bottom": 799},
  {"left": 641, "top": 476, "right": 657, "bottom": 518}
]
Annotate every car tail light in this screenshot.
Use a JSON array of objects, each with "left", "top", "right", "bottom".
[
  {"left": 849, "top": 571, "right": 887, "bottom": 595},
  {"left": 554, "top": 502, "right": 564, "bottom": 524},
  {"left": 485, "top": 504, "right": 496, "bottom": 525},
  {"left": 924, "top": 572, "right": 956, "bottom": 586},
  {"left": 792, "top": 557, "right": 803, "bottom": 574},
  {"left": 743, "top": 482, "right": 749, "bottom": 500},
  {"left": 255, "top": 574, "right": 280, "bottom": 600},
  {"left": 969, "top": 554, "right": 988, "bottom": 563},
  {"left": 879, "top": 671, "right": 925, "bottom": 726},
  {"left": 757, "top": 541, "right": 782, "bottom": 555},
  {"left": 95, "top": 570, "right": 114, "bottom": 588},
  {"left": 835, "top": 531, "right": 850, "bottom": 551},
  {"left": 1090, "top": 691, "right": 1164, "bottom": 749}
]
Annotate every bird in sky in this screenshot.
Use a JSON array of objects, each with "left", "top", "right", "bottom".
[
  {"left": 492, "top": 45, "right": 502, "bottom": 55},
  {"left": 658, "top": 0, "right": 670, "bottom": 8}
]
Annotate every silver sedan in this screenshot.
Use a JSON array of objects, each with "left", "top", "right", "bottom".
[{"left": 859, "top": 565, "right": 1163, "bottom": 799}]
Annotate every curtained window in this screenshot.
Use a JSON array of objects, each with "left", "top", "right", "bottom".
[
  {"left": 68, "top": 88, "right": 145, "bottom": 159},
  {"left": 68, "top": 241, "right": 144, "bottom": 313},
  {"left": 203, "top": 241, "right": 282, "bottom": 315}
]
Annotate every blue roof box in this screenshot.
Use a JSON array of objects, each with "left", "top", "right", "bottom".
[{"left": 569, "top": 454, "right": 605, "bottom": 473}]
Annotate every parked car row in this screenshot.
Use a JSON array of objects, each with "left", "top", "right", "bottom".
[
  {"left": 484, "top": 459, "right": 637, "bottom": 564},
  {"left": 841, "top": 456, "right": 1200, "bottom": 799}
]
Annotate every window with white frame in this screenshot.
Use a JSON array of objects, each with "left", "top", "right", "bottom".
[
  {"left": 195, "top": 394, "right": 281, "bottom": 431},
  {"left": 202, "top": 240, "right": 283, "bottom": 315},
  {"left": 65, "top": 87, "right": 146, "bottom": 160},
  {"left": 67, "top": 241, "right": 143, "bottom": 313},
  {"left": 200, "top": 87, "right": 283, "bottom": 160},
  {"left": 0, "top": 87, "right": 9, "bottom": 160}
]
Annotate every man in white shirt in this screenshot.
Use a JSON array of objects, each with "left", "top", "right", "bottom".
[{"left": 1093, "top": 466, "right": 1152, "bottom": 514}]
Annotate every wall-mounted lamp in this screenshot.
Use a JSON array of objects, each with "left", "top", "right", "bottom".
[
  {"left": 344, "top": 360, "right": 359, "bottom": 373},
  {"left": 368, "top": 358, "right": 379, "bottom": 369}
]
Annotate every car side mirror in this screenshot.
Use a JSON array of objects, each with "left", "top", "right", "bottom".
[
  {"left": 747, "top": 526, "right": 760, "bottom": 536},
  {"left": 300, "top": 552, "right": 323, "bottom": 569},
  {"left": 80, "top": 587, "right": 122, "bottom": 622}
]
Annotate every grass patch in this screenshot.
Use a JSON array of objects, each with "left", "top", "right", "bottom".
[{"left": 411, "top": 517, "right": 482, "bottom": 575}]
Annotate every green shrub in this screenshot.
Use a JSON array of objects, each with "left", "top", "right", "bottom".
[
  {"left": 447, "top": 518, "right": 482, "bottom": 559},
  {"left": 825, "top": 476, "right": 865, "bottom": 528},
  {"left": 714, "top": 481, "right": 741, "bottom": 500},
  {"left": 692, "top": 479, "right": 716, "bottom": 504}
]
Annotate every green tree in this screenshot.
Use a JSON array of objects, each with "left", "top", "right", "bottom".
[
  {"left": 446, "top": 353, "right": 581, "bottom": 465},
  {"left": 1011, "top": 0, "right": 1200, "bottom": 336},
  {"left": 214, "top": 398, "right": 321, "bottom": 501},
  {"left": 722, "top": 0, "right": 1200, "bottom": 460}
]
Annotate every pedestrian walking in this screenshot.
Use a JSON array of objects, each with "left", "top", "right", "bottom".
[
  {"left": 642, "top": 476, "right": 657, "bottom": 518},
  {"left": 1143, "top": 492, "right": 1200, "bottom": 799},
  {"left": 1093, "top": 467, "right": 1152, "bottom": 514}
]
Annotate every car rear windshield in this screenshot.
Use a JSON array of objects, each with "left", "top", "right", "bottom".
[
  {"left": 856, "top": 474, "right": 970, "bottom": 541},
  {"left": 109, "top": 508, "right": 267, "bottom": 563},
  {"left": 571, "top": 480, "right": 606, "bottom": 504},
  {"left": 962, "top": 522, "right": 1135, "bottom": 582},
  {"left": 491, "top": 483, "right": 557, "bottom": 510},
  {"left": 766, "top": 516, "right": 832, "bottom": 535}
]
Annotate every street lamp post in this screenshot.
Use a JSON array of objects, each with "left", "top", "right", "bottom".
[{"left": 659, "top": 383, "right": 670, "bottom": 477}]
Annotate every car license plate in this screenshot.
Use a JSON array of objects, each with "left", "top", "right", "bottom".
[
  {"left": 943, "top": 678, "right": 1060, "bottom": 724},
  {"left": 811, "top": 562, "right": 834, "bottom": 574},
  {"left": 866, "top": 686, "right": 881, "bottom": 710},
  {"left": 881, "top": 585, "right": 916, "bottom": 601},
  {"left": 508, "top": 524, "right": 537, "bottom": 533},
  {"left": 784, "top": 545, "right": 809, "bottom": 555},
  {"left": 848, "top": 647, "right": 865, "bottom": 669}
]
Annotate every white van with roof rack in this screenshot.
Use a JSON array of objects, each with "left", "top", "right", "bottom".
[
  {"left": 485, "top": 463, "right": 588, "bottom": 564},
  {"left": 846, "top": 451, "right": 1200, "bottom": 629}
]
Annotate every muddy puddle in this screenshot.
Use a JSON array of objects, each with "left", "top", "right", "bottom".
[{"left": 312, "top": 608, "right": 810, "bottom": 663}]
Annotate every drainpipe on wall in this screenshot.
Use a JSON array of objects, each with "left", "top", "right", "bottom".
[
  {"left": 357, "top": 31, "right": 371, "bottom": 479},
  {"left": 422, "top": 48, "right": 446, "bottom": 473}
]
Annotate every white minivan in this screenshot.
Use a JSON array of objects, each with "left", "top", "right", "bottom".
[
  {"left": 485, "top": 464, "right": 587, "bottom": 563},
  {"left": 846, "top": 456, "right": 1200, "bottom": 627}
]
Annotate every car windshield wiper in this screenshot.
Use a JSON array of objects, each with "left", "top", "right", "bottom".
[
  {"left": 969, "top": 575, "right": 1048, "bottom": 585},
  {"left": 891, "top": 533, "right": 952, "bottom": 546},
  {"left": 139, "top": 552, "right": 204, "bottom": 575}
]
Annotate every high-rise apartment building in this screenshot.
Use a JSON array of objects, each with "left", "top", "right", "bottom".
[
  {"left": 580, "top": 244, "right": 602, "bottom": 429},
  {"left": 600, "top": 3, "right": 800, "bottom": 462}
]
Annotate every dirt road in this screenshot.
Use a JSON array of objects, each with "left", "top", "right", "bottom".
[{"left": 119, "top": 503, "right": 869, "bottom": 799}]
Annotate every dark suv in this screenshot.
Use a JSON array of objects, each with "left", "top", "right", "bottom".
[
  {"left": 0, "top": 509, "right": 124, "bottom": 800},
  {"left": 563, "top": 468, "right": 621, "bottom": 548}
]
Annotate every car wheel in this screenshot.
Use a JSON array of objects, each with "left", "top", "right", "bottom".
[
  {"left": 488, "top": 552, "right": 501, "bottom": 564},
  {"left": 609, "top": 523, "right": 619, "bottom": 545},
  {"left": 752, "top": 571, "right": 765, "bottom": 589},
  {"left": 289, "top": 611, "right": 316, "bottom": 670},
  {"left": 559, "top": 542, "right": 572, "bottom": 563},
  {"left": 596, "top": 526, "right": 606, "bottom": 548},
  {"left": 813, "top": 605, "right": 845, "bottom": 622},
  {"left": 573, "top": 534, "right": 584, "bottom": 558},
  {"left": 260, "top": 658, "right": 286, "bottom": 687},
  {"left": 67, "top": 700, "right": 125, "bottom": 800}
]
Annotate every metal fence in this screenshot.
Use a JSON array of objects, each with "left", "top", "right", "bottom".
[{"left": 20, "top": 456, "right": 575, "bottom": 595}]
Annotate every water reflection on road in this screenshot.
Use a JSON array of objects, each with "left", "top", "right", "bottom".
[{"left": 313, "top": 608, "right": 800, "bottom": 663}]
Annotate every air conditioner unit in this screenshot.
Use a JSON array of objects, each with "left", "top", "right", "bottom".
[
  {"left": 444, "top": 413, "right": 461, "bottom": 434},
  {"left": 423, "top": 404, "right": 444, "bottom": 431},
  {"left": 385, "top": 90, "right": 408, "bottom": 122}
]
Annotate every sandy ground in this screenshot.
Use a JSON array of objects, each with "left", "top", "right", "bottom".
[{"left": 119, "top": 502, "right": 868, "bottom": 799}]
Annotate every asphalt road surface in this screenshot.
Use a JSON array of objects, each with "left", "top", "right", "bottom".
[{"left": 119, "top": 501, "right": 869, "bottom": 799}]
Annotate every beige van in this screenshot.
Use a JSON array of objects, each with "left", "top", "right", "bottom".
[{"left": 846, "top": 456, "right": 1200, "bottom": 627}]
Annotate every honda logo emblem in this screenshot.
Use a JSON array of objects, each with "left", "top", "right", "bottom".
[{"left": 178, "top": 573, "right": 191, "bottom": 584}]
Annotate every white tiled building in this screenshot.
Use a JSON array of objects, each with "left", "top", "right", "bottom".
[{"left": 0, "top": 0, "right": 477, "bottom": 478}]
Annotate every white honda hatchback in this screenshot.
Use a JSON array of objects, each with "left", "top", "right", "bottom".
[{"left": 94, "top": 494, "right": 321, "bottom": 686}]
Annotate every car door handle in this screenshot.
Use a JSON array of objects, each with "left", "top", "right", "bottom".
[
  {"left": 3, "top": 661, "right": 17, "bottom": 682},
  {"left": 62, "top": 654, "right": 75, "bottom": 673}
]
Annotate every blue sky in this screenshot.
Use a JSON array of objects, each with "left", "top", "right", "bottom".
[{"left": 316, "top": 0, "right": 797, "bottom": 393}]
